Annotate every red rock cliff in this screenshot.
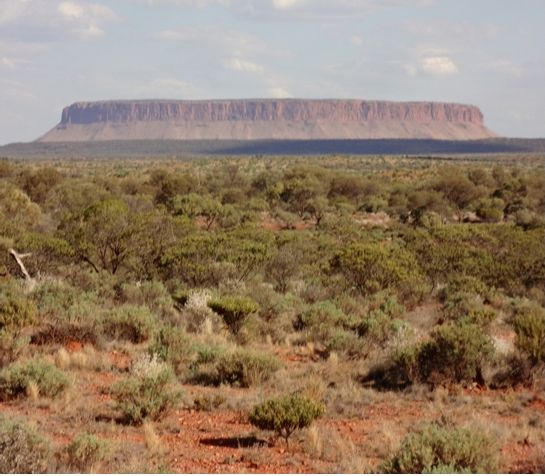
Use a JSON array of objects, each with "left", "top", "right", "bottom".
[
  {"left": 59, "top": 99, "right": 484, "bottom": 124},
  {"left": 39, "top": 99, "right": 495, "bottom": 141}
]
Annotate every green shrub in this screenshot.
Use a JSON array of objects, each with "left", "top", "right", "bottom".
[
  {"left": 357, "top": 294, "right": 406, "bottom": 344},
  {"left": 65, "top": 432, "right": 110, "bottom": 472},
  {"left": 294, "top": 300, "right": 346, "bottom": 331},
  {"left": 323, "top": 328, "right": 365, "bottom": 357},
  {"left": 476, "top": 198, "right": 504, "bottom": 223},
  {"left": 442, "top": 292, "right": 496, "bottom": 326},
  {"left": 0, "top": 415, "right": 51, "bottom": 473},
  {"left": 101, "top": 305, "right": 156, "bottom": 343},
  {"left": 110, "top": 356, "right": 181, "bottom": 424},
  {"left": 0, "top": 359, "right": 70, "bottom": 400},
  {"left": 30, "top": 280, "right": 101, "bottom": 326},
  {"left": 192, "top": 342, "right": 227, "bottom": 368},
  {"left": 208, "top": 296, "right": 259, "bottom": 334},
  {"left": 416, "top": 210, "right": 443, "bottom": 228},
  {"left": 149, "top": 325, "right": 194, "bottom": 375},
  {"left": 172, "top": 288, "right": 190, "bottom": 307},
  {"left": 193, "top": 393, "right": 226, "bottom": 411},
  {"left": 0, "top": 333, "right": 30, "bottom": 367},
  {"left": 512, "top": 303, "right": 545, "bottom": 364},
  {"left": 215, "top": 349, "right": 281, "bottom": 387},
  {"left": 249, "top": 394, "right": 325, "bottom": 446},
  {"left": 358, "top": 309, "right": 406, "bottom": 344},
  {"left": 119, "top": 280, "right": 175, "bottom": 320},
  {"left": 441, "top": 274, "right": 488, "bottom": 301},
  {"left": 331, "top": 242, "right": 428, "bottom": 306},
  {"left": 396, "top": 322, "right": 494, "bottom": 385},
  {"left": 381, "top": 420, "right": 497, "bottom": 473},
  {"left": 293, "top": 300, "right": 366, "bottom": 356},
  {"left": 0, "top": 283, "right": 36, "bottom": 335}
]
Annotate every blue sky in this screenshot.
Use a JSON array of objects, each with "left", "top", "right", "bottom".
[{"left": 1, "top": 0, "right": 544, "bottom": 144}]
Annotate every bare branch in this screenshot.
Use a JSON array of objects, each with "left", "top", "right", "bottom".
[{"left": 8, "top": 248, "right": 32, "bottom": 281}]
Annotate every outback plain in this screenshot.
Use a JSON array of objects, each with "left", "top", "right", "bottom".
[{"left": 0, "top": 152, "right": 544, "bottom": 473}]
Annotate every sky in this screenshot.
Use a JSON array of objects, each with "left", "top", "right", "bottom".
[{"left": 0, "top": 0, "right": 544, "bottom": 144}]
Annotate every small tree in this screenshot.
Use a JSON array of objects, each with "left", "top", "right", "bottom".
[
  {"left": 208, "top": 296, "right": 258, "bottom": 334},
  {"left": 249, "top": 394, "right": 324, "bottom": 446}
]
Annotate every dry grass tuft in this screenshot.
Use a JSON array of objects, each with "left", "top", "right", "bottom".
[
  {"left": 26, "top": 380, "right": 39, "bottom": 401},
  {"left": 55, "top": 348, "right": 71, "bottom": 370},
  {"left": 143, "top": 421, "right": 164, "bottom": 457},
  {"left": 303, "top": 425, "right": 370, "bottom": 472},
  {"left": 70, "top": 346, "right": 111, "bottom": 371}
]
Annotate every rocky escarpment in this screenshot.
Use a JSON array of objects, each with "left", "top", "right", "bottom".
[{"left": 38, "top": 99, "right": 496, "bottom": 141}]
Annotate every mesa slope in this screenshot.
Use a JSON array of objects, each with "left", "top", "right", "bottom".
[{"left": 38, "top": 99, "right": 496, "bottom": 142}]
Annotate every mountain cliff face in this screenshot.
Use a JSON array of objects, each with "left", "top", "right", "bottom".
[{"left": 38, "top": 99, "right": 496, "bottom": 141}]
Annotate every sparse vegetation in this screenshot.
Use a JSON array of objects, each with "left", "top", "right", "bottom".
[{"left": 0, "top": 154, "right": 543, "bottom": 472}]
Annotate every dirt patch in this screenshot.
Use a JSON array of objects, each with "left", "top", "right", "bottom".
[{"left": 0, "top": 346, "right": 543, "bottom": 473}]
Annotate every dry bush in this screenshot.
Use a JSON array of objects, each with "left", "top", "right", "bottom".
[
  {"left": 381, "top": 418, "right": 498, "bottom": 473},
  {"left": 0, "top": 416, "right": 52, "bottom": 473},
  {"left": 65, "top": 432, "right": 110, "bottom": 472},
  {"left": 0, "top": 358, "right": 70, "bottom": 400},
  {"left": 143, "top": 421, "right": 166, "bottom": 457},
  {"left": 110, "top": 355, "right": 182, "bottom": 424}
]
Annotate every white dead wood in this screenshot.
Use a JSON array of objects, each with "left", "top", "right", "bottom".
[{"left": 8, "top": 248, "right": 33, "bottom": 281}]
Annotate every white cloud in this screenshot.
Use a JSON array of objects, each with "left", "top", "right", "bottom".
[
  {"left": 267, "top": 86, "right": 291, "bottom": 97},
  {"left": 156, "top": 27, "right": 269, "bottom": 57},
  {"left": 0, "top": 57, "right": 16, "bottom": 68},
  {"left": 419, "top": 56, "right": 458, "bottom": 76},
  {"left": 58, "top": 1, "right": 116, "bottom": 37},
  {"left": 58, "top": 1, "right": 84, "bottom": 19},
  {"left": 0, "top": 0, "right": 30, "bottom": 25},
  {"left": 0, "top": 1, "right": 116, "bottom": 41},
  {"left": 271, "top": 0, "right": 306, "bottom": 10},
  {"left": 224, "top": 57, "right": 264, "bottom": 74}
]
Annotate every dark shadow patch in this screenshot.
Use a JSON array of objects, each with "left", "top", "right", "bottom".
[
  {"left": 94, "top": 413, "right": 117, "bottom": 423},
  {"left": 200, "top": 436, "right": 268, "bottom": 449},
  {"left": 95, "top": 413, "right": 139, "bottom": 426},
  {"left": 31, "top": 323, "right": 99, "bottom": 346},
  {"left": 358, "top": 361, "right": 413, "bottom": 391}
]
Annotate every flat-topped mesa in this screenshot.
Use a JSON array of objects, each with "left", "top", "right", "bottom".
[{"left": 39, "top": 99, "right": 496, "bottom": 141}]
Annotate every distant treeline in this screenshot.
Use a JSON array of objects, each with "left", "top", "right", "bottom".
[{"left": 1, "top": 137, "right": 545, "bottom": 158}]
